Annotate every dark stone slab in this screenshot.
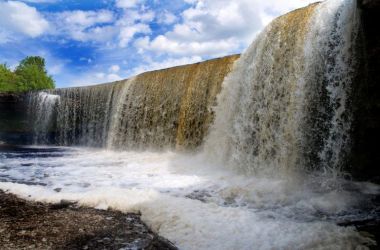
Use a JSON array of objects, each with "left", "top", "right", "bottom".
[
  {"left": 349, "top": 0, "right": 380, "bottom": 182},
  {"left": 0, "top": 93, "right": 33, "bottom": 145}
]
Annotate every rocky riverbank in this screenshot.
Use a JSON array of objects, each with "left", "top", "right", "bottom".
[{"left": 0, "top": 190, "right": 177, "bottom": 250}]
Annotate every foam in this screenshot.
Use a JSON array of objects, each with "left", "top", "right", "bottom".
[{"left": 0, "top": 148, "right": 377, "bottom": 249}]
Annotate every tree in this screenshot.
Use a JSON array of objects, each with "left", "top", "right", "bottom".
[
  {"left": 0, "top": 56, "right": 55, "bottom": 93},
  {"left": 15, "top": 56, "right": 55, "bottom": 91},
  {"left": 0, "top": 64, "right": 20, "bottom": 92}
]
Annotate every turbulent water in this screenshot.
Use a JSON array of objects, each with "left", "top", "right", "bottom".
[
  {"left": 0, "top": 146, "right": 378, "bottom": 249},
  {"left": 2, "top": 0, "right": 379, "bottom": 249}
]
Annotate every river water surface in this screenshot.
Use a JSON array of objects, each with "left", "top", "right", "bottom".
[{"left": 1, "top": 145, "right": 379, "bottom": 249}]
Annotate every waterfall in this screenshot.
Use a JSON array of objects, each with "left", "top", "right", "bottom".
[
  {"left": 28, "top": 56, "right": 238, "bottom": 149},
  {"left": 204, "top": 0, "right": 360, "bottom": 176},
  {"left": 107, "top": 56, "right": 238, "bottom": 150},
  {"left": 27, "top": 0, "right": 360, "bottom": 177},
  {"left": 4, "top": 2, "right": 378, "bottom": 249},
  {"left": 29, "top": 92, "right": 60, "bottom": 144},
  {"left": 28, "top": 82, "right": 125, "bottom": 147},
  {"left": 310, "top": 0, "right": 360, "bottom": 176},
  {"left": 53, "top": 83, "right": 123, "bottom": 147}
]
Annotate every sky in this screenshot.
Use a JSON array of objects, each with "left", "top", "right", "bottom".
[{"left": 0, "top": 0, "right": 318, "bottom": 88}]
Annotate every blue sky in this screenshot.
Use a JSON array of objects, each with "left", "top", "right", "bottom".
[{"left": 0, "top": 0, "right": 317, "bottom": 87}]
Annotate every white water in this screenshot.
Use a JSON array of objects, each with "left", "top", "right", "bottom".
[
  {"left": 0, "top": 147, "right": 378, "bottom": 249},
  {"left": 29, "top": 92, "right": 60, "bottom": 144},
  {"left": 204, "top": 0, "right": 360, "bottom": 176}
]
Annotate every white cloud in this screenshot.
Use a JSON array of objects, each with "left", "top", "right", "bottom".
[
  {"left": 51, "top": 10, "right": 116, "bottom": 42},
  {"left": 137, "top": 35, "right": 239, "bottom": 57},
  {"left": 70, "top": 71, "right": 123, "bottom": 86},
  {"left": 135, "top": 0, "right": 318, "bottom": 58},
  {"left": 0, "top": 30, "right": 12, "bottom": 44},
  {"left": 48, "top": 63, "right": 64, "bottom": 75},
  {"left": 107, "top": 73, "right": 122, "bottom": 81},
  {"left": 115, "top": 0, "right": 144, "bottom": 9},
  {"left": 119, "top": 10, "right": 155, "bottom": 24},
  {"left": 157, "top": 11, "right": 178, "bottom": 25},
  {"left": 114, "top": 8, "right": 154, "bottom": 48},
  {"left": 0, "top": 1, "right": 49, "bottom": 38},
  {"left": 109, "top": 64, "right": 120, "bottom": 73},
  {"left": 57, "top": 10, "right": 114, "bottom": 26},
  {"left": 0, "top": 0, "right": 320, "bottom": 87},
  {"left": 128, "top": 55, "right": 202, "bottom": 76},
  {"left": 49, "top": 7, "right": 153, "bottom": 46},
  {"left": 70, "top": 0, "right": 319, "bottom": 86},
  {"left": 20, "top": 0, "right": 57, "bottom": 3},
  {"left": 118, "top": 23, "right": 151, "bottom": 47}
]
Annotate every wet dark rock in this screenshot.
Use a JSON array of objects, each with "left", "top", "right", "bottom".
[
  {"left": 0, "top": 93, "right": 32, "bottom": 145},
  {"left": 49, "top": 199, "right": 76, "bottom": 210},
  {"left": 185, "top": 189, "right": 212, "bottom": 203},
  {"left": 360, "top": 0, "right": 380, "bottom": 9},
  {"left": 349, "top": 0, "right": 380, "bottom": 182},
  {"left": 0, "top": 190, "right": 177, "bottom": 250}
]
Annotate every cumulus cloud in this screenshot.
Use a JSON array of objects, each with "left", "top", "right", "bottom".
[
  {"left": 128, "top": 55, "right": 202, "bottom": 76},
  {"left": 57, "top": 10, "right": 114, "bottom": 27},
  {"left": 0, "top": 0, "right": 319, "bottom": 87},
  {"left": 70, "top": 71, "right": 122, "bottom": 87},
  {"left": 51, "top": 10, "right": 116, "bottom": 42},
  {"left": 113, "top": 8, "right": 154, "bottom": 47},
  {"left": 0, "top": 1, "right": 49, "bottom": 38},
  {"left": 67, "top": 0, "right": 318, "bottom": 86},
  {"left": 115, "top": 0, "right": 144, "bottom": 9},
  {"left": 48, "top": 63, "right": 64, "bottom": 75},
  {"left": 49, "top": 7, "right": 153, "bottom": 47},
  {"left": 118, "top": 9, "right": 155, "bottom": 25},
  {"left": 134, "top": 0, "right": 318, "bottom": 58},
  {"left": 109, "top": 65, "right": 120, "bottom": 73},
  {"left": 0, "top": 30, "right": 12, "bottom": 44},
  {"left": 157, "top": 11, "right": 178, "bottom": 25},
  {"left": 118, "top": 23, "right": 151, "bottom": 47},
  {"left": 136, "top": 35, "right": 239, "bottom": 57},
  {"left": 20, "top": 0, "right": 57, "bottom": 3}
]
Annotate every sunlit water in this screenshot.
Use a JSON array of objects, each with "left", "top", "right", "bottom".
[{"left": 0, "top": 146, "right": 379, "bottom": 249}]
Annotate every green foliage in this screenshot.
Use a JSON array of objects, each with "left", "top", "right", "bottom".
[
  {"left": 0, "top": 56, "right": 55, "bottom": 93},
  {"left": 0, "top": 64, "right": 20, "bottom": 92}
]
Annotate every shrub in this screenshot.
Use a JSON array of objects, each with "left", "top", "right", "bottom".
[{"left": 0, "top": 56, "right": 55, "bottom": 93}]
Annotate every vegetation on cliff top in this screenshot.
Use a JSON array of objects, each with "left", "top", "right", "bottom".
[{"left": 0, "top": 56, "right": 55, "bottom": 93}]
